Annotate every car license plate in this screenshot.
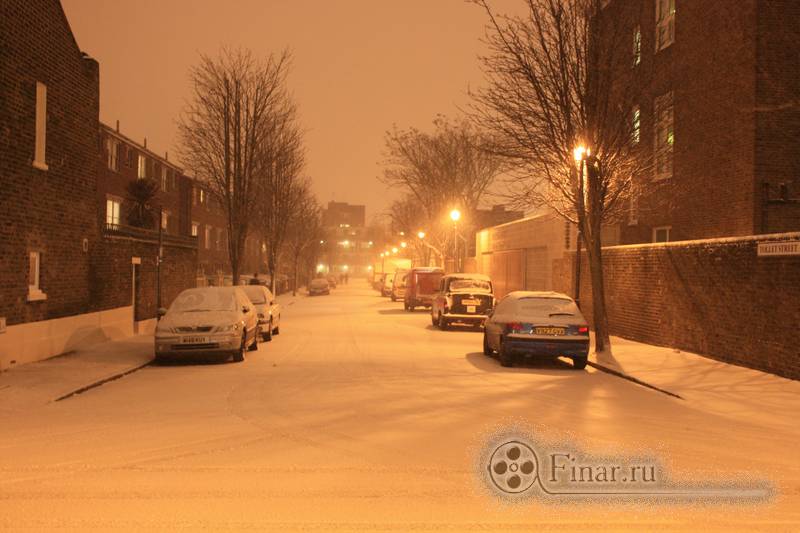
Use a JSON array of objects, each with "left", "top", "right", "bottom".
[
  {"left": 466, "top": 305, "right": 476, "bottom": 313},
  {"left": 183, "top": 336, "right": 208, "bottom": 344},
  {"left": 462, "top": 299, "right": 479, "bottom": 305},
  {"left": 535, "top": 327, "right": 565, "bottom": 336}
]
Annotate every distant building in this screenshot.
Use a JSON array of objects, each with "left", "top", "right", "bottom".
[
  {"left": 474, "top": 205, "right": 524, "bottom": 231},
  {"left": 602, "top": 0, "right": 800, "bottom": 244},
  {"left": 322, "top": 201, "right": 366, "bottom": 228}
]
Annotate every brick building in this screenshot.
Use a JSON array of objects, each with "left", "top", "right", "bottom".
[
  {"left": 320, "top": 201, "right": 374, "bottom": 276},
  {"left": 605, "top": 0, "right": 800, "bottom": 243},
  {"left": 0, "top": 0, "right": 106, "bottom": 368}
]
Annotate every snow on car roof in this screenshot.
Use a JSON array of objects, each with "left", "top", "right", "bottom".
[
  {"left": 504, "top": 290, "right": 573, "bottom": 300},
  {"left": 443, "top": 273, "right": 491, "bottom": 281}
]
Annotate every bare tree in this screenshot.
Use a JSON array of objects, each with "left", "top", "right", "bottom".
[
  {"left": 179, "top": 47, "right": 292, "bottom": 284},
  {"left": 381, "top": 115, "right": 503, "bottom": 267},
  {"left": 256, "top": 105, "right": 306, "bottom": 294},
  {"left": 470, "top": 0, "right": 650, "bottom": 353},
  {"left": 388, "top": 194, "right": 444, "bottom": 267},
  {"left": 285, "top": 183, "right": 323, "bottom": 295}
]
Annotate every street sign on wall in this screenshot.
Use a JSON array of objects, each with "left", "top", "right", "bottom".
[{"left": 757, "top": 240, "right": 800, "bottom": 257}]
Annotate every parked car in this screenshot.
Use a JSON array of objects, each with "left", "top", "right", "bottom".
[
  {"left": 241, "top": 285, "right": 281, "bottom": 342},
  {"left": 309, "top": 277, "right": 330, "bottom": 296},
  {"left": 326, "top": 274, "right": 338, "bottom": 288},
  {"left": 154, "top": 286, "right": 260, "bottom": 363},
  {"left": 483, "top": 291, "right": 590, "bottom": 369},
  {"left": 404, "top": 267, "right": 444, "bottom": 311},
  {"left": 431, "top": 273, "right": 494, "bottom": 330},
  {"left": 390, "top": 269, "right": 408, "bottom": 302},
  {"left": 381, "top": 272, "right": 396, "bottom": 297}
]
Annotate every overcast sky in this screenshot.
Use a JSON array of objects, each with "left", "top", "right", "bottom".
[{"left": 62, "top": 0, "right": 523, "bottom": 221}]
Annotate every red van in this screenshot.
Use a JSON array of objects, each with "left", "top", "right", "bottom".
[{"left": 403, "top": 267, "right": 444, "bottom": 311}]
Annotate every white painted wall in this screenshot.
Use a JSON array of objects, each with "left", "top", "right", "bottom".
[{"left": 0, "top": 306, "right": 133, "bottom": 370}]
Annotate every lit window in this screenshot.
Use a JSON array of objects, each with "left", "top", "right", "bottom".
[
  {"left": 654, "top": 92, "right": 674, "bottom": 181},
  {"left": 200, "top": 189, "right": 205, "bottom": 204},
  {"left": 33, "top": 82, "right": 48, "bottom": 170},
  {"left": 106, "top": 197, "right": 121, "bottom": 225},
  {"left": 28, "top": 251, "right": 46, "bottom": 301},
  {"left": 655, "top": 0, "right": 675, "bottom": 52},
  {"left": 106, "top": 136, "right": 118, "bottom": 171},
  {"left": 137, "top": 154, "right": 147, "bottom": 179},
  {"left": 205, "top": 226, "right": 211, "bottom": 250},
  {"left": 632, "top": 106, "right": 640, "bottom": 144},
  {"left": 633, "top": 26, "right": 642, "bottom": 66},
  {"left": 191, "top": 222, "right": 199, "bottom": 237},
  {"left": 161, "top": 210, "right": 170, "bottom": 232},
  {"left": 653, "top": 226, "right": 671, "bottom": 242}
]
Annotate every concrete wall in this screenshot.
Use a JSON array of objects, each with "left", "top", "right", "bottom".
[
  {"left": 553, "top": 232, "right": 800, "bottom": 380},
  {"left": 0, "top": 306, "right": 132, "bottom": 370}
]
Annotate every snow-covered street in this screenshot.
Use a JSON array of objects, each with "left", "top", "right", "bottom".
[{"left": 1, "top": 283, "right": 798, "bottom": 531}]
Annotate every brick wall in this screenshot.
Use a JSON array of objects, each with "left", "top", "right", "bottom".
[
  {"left": 91, "top": 236, "right": 197, "bottom": 321},
  {"left": 553, "top": 233, "right": 800, "bottom": 380},
  {"left": 0, "top": 0, "right": 100, "bottom": 327}
]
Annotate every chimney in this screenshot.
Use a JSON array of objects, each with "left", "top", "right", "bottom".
[
  {"left": 115, "top": 120, "right": 119, "bottom": 132},
  {"left": 165, "top": 151, "right": 169, "bottom": 161},
  {"left": 144, "top": 137, "right": 147, "bottom": 149}
]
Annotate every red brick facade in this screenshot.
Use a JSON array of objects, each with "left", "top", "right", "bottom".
[
  {"left": 0, "top": 0, "right": 101, "bottom": 326},
  {"left": 604, "top": 0, "right": 800, "bottom": 244}
]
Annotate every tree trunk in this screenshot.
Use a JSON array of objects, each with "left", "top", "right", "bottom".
[{"left": 585, "top": 231, "right": 610, "bottom": 353}]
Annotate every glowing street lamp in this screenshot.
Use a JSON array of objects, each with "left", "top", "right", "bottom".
[
  {"left": 400, "top": 241, "right": 407, "bottom": 248},
  {"left": 417, "top": 231, "right": 425, "bottom": 239},
  {"left": 449, "top": 209, "right": 461, "bottom": 222},
  {"left": 450, "top": 209, "right": 462, "bottom": 271},
  {"left": 573, "top": 145, "right": 587, "bottom": 163},
  {"left": 392, "top": 247, "right": 398, "bottom": 254}
]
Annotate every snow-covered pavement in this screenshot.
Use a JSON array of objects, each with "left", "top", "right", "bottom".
[{"left": 0, "top": 283, "right": 798, "bottom": 531}]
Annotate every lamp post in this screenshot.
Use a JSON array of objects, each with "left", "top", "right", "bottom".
[
  {"left": 572, "top": 146, "right": 588, "bottom": 309},
  {"left": 449, "top": 209, "right": 461, "bottom": 272}
]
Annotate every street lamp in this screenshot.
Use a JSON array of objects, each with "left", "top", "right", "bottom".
[
  {"left": 417, "top": 231, "right": 425, "bottom": 239},
  {"left": 400, "top": 241, "right": 407, "bottom": 248},
  {"left": 572, "top": 145, "right": 589, "bottom": 308},
  {"left": 392, "top": 247, "right": 398, "bottom": 254},
  {"left": 449, "top": 209, "right": 461, "bottom": 272}
]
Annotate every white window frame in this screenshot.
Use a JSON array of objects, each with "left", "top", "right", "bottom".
[
  {"left": 33, "top": 82, "right": 48, "bottom": 170},
  {"left": 191, "top": 222, "right": 199, "bottom": 237},
  {"left": 652, "top": 226, "right": 671, "bottom": 243},
  {"left": 137, "top": 154, "right": 147, "bottom": 179},
  {"left": 655, "top": 0, "right": 675, "bottom": 52},
  {"left": 653, "top": 91, "right": 674, "bottom": 181},
  {"left": 28, "top": 251, "right": 47, "bottom": 301},
  {"left": 161, "top": 210, "right": 171, "bottom": 232},
  {"left": 106, "top": 136, "right": 118, "bottom": 171},
  {"left": 106, "top": 196, "right": 122, "bottom": 226}
]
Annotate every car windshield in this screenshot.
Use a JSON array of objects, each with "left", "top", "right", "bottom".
[
  {"left": 170, "top": 290, "right": 237, "bottom": 313},
  {"left": 310, "top": 279, "right": 328, "bottom": 288},
  {"left": 241, "top": 286, "right": 266, "bottom": 304},
  {"left": 449, "top": 278, "right": 491, "bottom": 291},
  {"left": 515, "top": 297, "right": 578, "bottom": 317}
]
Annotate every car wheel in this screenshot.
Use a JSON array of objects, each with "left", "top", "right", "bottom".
[
  {"left": 263, "top": 320, "right": 273, "bottom": 342},
  {"left": 572, "top": 357, "right": 588, "bottom": 370},
  {"left": 233, "top": 335, "right": 246, "bottom": 362},
  {"left": 248, "top": 329, "right": 259, "bottom": 351},
  {"left": 498, "top": 337, "right": 513, "bottom": 367},
  {"left": 273, "top": 319, "right": 280, "bottom": 335},
  {"left": 407, "top": 304, "right": 414, "bottom": 312},
  {"left": 430, "top": 312, "right": 437, "bottom": 326},
  {"left": 391, "top": 294, "right": 396, "bottom": 302},
  {"left": 438, "top": 313, "right": 449, "bottom": 331},
  {"left": 483, "top": 332, "right": 493, "bottom": 356}
]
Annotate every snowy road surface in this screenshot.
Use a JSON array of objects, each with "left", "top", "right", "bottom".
[{"left": 0, "top": 284, "right": 798, "bottom": 531}]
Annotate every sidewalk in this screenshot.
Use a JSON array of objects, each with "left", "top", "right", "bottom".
[
  {"left": 591, "top": 335, "right": 800, "bottom": 432},
  {"left": 0, "top": 290, "right": 305, "bottom": 413},
  {"left": 0, "top": 335, "right": 154, "bottom": 413}
]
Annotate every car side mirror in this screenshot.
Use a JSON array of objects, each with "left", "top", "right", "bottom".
[
  {"left": 242, "top": 305, "right": 250, "bottom": 313},
  {"left": 157, "top": 307, "right": 167, "bottom": 318}
]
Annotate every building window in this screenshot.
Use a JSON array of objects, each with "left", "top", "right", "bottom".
[
  {"left": 655, "top": 0, "right": 675, "bottom": 52},
  {"left": 633, "top": 26, "right": 642, "bottom": 66},
  {"left": 205, "top": 226, "right": 212, "bottom": 250},
  {"left": 628, "top": 189, "right": 638, "bottom": 226},
  {"left": 161, "top": 210, "right": 171, "bottom": 232},
  {"left": 106, "top": 197, "right": 121, "bottom": 226},
  {"left": 653, "top": 226, "right": 671, "bottom": 242},
  {"left": 215, "top": 228, "right": 222, "bottom": 251},
  {"left": 33, "top": 82, "right": 48, "bottom": 170},
  {"left": 632, "top": 106, "right": 640, "bottom": 144},
  {"left": 191, "top": 222, "right": 199, "bottom": 237},
  {"left": 161, "top": 166, "right": 168, "bottom": 191},
  {"left": 137, "top": 154, "right": 147, "bottom": 179},
  {"left": 654, "top": 92, "right": 674, "bottom": 181},
  {"left": 28, "top": 251, "right": 46, "bottom": 301},
  {"left": 199, "top": 188, "right": 205, "bottom": 205},
  {"left": 106, "top": 136, "right": 119, "bottom": 171}
]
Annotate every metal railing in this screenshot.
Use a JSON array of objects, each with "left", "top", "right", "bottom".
[{"left": 103, "top": 222, "right": 198, "bottom": 247}]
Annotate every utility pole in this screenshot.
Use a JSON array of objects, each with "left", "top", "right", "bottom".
[{"left": 157, "top": 206, "right": 163, "bottom": 313}]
